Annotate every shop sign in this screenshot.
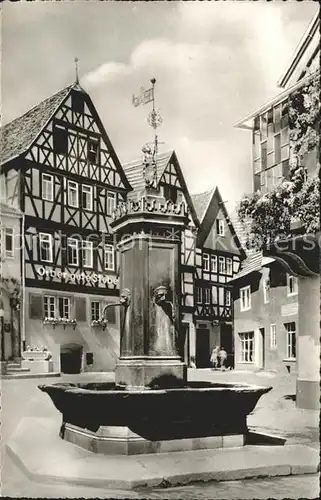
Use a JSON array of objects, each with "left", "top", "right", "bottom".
[{"left": 36, "top": 266, "right": 119, "bottom": 287}]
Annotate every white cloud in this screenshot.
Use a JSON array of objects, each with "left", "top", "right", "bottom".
[{"left": 83, "top": 61, "right": 129, "bottom": 88}]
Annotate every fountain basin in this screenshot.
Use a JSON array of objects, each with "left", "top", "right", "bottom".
[{"left": 39, "top": 381, "right": 271, "bottom": 453}]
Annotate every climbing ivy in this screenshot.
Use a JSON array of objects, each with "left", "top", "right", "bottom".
[{"left": 238, "top": 73, "right": 320, "bottom": 251}]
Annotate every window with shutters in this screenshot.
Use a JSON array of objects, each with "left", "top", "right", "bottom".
[
  {"left": 44, "top": 295, "right": 56, "bottom": 319},
  {"left": 58, "top": 297, "right": 70, "bottom": 319},
  {"left": 75, "top": 297, "right": 87, "bottom": 322},
  {"left": 29, "top": 294, "right": 44, "bottom": 319},
  {"left": 91, "top": 301, "right": 101, "bottom": 321}
]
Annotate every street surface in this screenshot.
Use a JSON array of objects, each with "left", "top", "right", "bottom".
[{"left": 1, "top": 368, "right": 319, "bottom": 498}]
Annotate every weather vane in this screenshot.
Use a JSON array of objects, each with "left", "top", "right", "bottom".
[
  {"left": 132, "top": 78, "right": 163, "bottom": 188},
  {"left": 74, "top": 57, "right": 79, "bottom": 84}
]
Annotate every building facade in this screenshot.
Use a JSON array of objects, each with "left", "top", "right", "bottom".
[
  {"left": 231, "top": 254, "right": 299, "bottom": 373},
  {"left": 0, "top": 198, "right": 22, "bottom": 362},
  {"left": 1, "top": 83, "right": 131, "bottom": 373},
  {"left": 232, "top": 12, "right": 319, "bottom": 380},
  {"left": 1, "top": 86, "right": 244, "bottom": 373}
]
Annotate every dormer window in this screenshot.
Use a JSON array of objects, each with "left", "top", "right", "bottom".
[
  {"left": 87, "top": 138, "right": 99, "bottom": 164},
  {"left": 217, "top": 219, "right": 225, "bottom": 236}
]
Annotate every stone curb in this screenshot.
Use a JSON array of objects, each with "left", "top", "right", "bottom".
[
  {"left": 1, "top": 372, "right": 61, "bottom": 380},
  {"left": 6, "top": 418, "right": 320, "bottom": 490}
]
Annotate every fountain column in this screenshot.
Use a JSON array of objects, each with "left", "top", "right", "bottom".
[{"left": 110, "top": 191, "right": 188, "bottom": 389}]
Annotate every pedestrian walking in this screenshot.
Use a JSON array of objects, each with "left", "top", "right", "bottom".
[
  {"left": 210, "top": 346, "right": 220, "bottom": 370},
  {"left": 219, "top": 347, "right": 228, "bottom": 370}
]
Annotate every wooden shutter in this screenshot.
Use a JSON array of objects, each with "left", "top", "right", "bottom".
[
  {"left": 29, "top": 294, "right": 43, "bottom": 319},
  {"left": 75, "top": 297, "right": 87, "bottom": 322},
  {"left": 105, "top": 302, "right": 116, "bottom": 324}
]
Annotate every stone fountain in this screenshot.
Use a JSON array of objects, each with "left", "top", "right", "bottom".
[{"left": 39, "top": 185, "right": 271, "bottom": 455}]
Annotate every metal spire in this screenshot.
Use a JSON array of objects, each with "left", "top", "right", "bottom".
[{"left": 74, "top": 57, "right": 79, "bottom": 84}]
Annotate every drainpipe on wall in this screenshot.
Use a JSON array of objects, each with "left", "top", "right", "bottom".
[{"left": 21, "top": 212, "right": 26, "bottom": 353}]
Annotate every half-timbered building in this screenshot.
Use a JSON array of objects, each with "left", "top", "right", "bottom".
[
  {"left": 191, "top": 188, "right": 245, "bottom": 368},
  {"left": 1, "top": 82, "right": 131, "bottom": 373}
]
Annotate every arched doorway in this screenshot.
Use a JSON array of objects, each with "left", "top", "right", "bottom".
[{"left": 60, "top": 344, "right": 83, "bottom": 374}]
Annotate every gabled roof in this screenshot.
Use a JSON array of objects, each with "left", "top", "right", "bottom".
[
  {"left": 1, "top": 85, "right": 74, "bottom": 166},
  {"left": 122, "top": 150, "right": 173, "bottom": 192},
  {"left": 228, "top": 251, "right": 275, "bottom": 282},
  {"left": 278, "top": 11, "right": 320, "bottom": 88},
  {"left": 191, "top": 189, "right": 215, "bottom": 224},
  {"left": 0, "top": 82, "right": 131, "bottom": 190},
  {"left": 194, "top": 186, "right": 246, "bottom": 259},
  {"left": 122, "top": 150, "right": 200, "bottom": 227}
]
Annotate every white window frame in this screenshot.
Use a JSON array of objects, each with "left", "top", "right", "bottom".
[
  {"left": 39, "top": 233, "right": 53, "bottom": 263},
  {"left": 287, "top": 274, "right": 298, "bottom": 297},
  {"left": 68, "top": 181, "right": 78, "bottom": 208},
  {"left": 240, "top": 285, "right": 251, "bottom": 312},
  {"left": 202, "top": 253, "right": 209, "bottom": 272},
  {"left": 67, "top": 237, "right": 79, "bottom": 266},
  {"left": 81, "top": 184, "right": 93, "bottom": 211},
  {"left": 285, "top": 322, "right": 296, "bottom": 359},
  {"left": 239, "top": 331, "right": 254, "bottom": 363},
  {"left": 107, "top": 191, "right": 116, "bottom": 216},
  {"left": 104, "top": 244, "right": 115, "bottom": 271},
  {"left": 44, "top": 295, "right": 56, "bottom": 320},
  {"left": 270, "top": 324, "right": 277, "bottom": 349},
  {"left": 226, "top": 257, "right": 233, "bottom": 276},
  {"left": 58, "top": 296, "right": 71, "bottom": 320},
  {"left": 42, "top": 173, "right": 54, "bottom": 202},
  {"left": 91, "top": 301, "right": 101, "bottom": 321},
  {"left": 210, "top": 255, "right": 217, "bottom": 273},
  {"left": 225, "top": 289, "right": 231, "bottom": 306},
  {"left": 219, "top": 256, "right": 226, "bottom": 274},
  {"left": 203, "top": 288, "right": 211, "bottom": 305},
  {"left": 217, "top": 220, "right": 225, "bottom": 236},
  {"left": 263, "top": 278, "right": 270, "bottom": 304},
  {"left": 82, "top": 240, "right": 93, "bottom": 268},
  {"left": 4, "top": 227, "right": 14, "bottom": 258}
]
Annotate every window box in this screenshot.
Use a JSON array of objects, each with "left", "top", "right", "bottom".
[
  {"left": 91, "top": 319, "right": 108, "bottom": 330},
  {"left": 43, "top": 317, "right": 77, "bottom": 329}
]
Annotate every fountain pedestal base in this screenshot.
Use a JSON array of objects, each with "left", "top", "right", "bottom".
[
  {"left": 63, "top": 423, "right": 245, "bottom": 455},
  {"left": 115, "top": 357, "right": 187, "bottom": 389}
]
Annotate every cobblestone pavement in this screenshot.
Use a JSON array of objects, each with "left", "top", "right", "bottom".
[{"left": 1, "top": 369, "right": 319, "bottom": 498}]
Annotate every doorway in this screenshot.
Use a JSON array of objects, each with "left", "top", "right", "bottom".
[
  {"left": 196, "top": 328, "right": 210, "bottom": 368},
  {"left": 221, "top": 323, "right": 234, "bottom": 369},
  {"left": 180, "top": 323, "right": 190, "bottom": 364},
  {"left": 60, "top": 344, "right": 83, "bottom": 374},
  {"left": 258, "top": 328, "right": 265, "bottom": 370}
]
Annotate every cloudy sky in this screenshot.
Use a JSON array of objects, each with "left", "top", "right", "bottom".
[{"left": 2, "top": 1, "right": 318, "bottom": 214}]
